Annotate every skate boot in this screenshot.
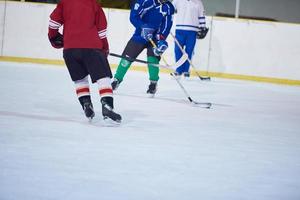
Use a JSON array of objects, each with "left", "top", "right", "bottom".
[
  {"left": 183, "top": 72, "right": 190, "bottom": 78},
  {"left": 83, "top": 102, "right": 95, "bottom": 120},
  {"left": 111, "top": 78, "right": 121, "bottom": 90},
  {"left": 79, "top": 96, "right": 95, "bottom": 121},
  {"left": 101, "top": 97, "right": 122, "bottom": 123},
  {"left": 146, "top": 81, "right": 157, "bottom": 97}
]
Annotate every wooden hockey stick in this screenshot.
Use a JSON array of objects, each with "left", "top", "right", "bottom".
[{"left": 170, "top": 32, "right": 211, "bottom": 81}]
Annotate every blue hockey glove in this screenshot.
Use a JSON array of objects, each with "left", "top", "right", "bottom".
[
  {"left": 153, "top": 40, "right": 168, "bottom": 56},
  {"left": 141, "top": 24, "right": 155, "bottom": 41}
]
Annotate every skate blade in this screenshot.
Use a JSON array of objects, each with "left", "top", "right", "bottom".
[
  {"left": 183, "top": 76, "right": 191, "bottom": 81},
  {"left": 147, "top": 93, "right": 155, "bottom": 98},
  {"left": 103, "top": 116, "right": 121, "bottom": 126},
  {"left": 86, "top": 114, "right": 95, "bottom": 122},
  {"left": 87, "top": 117, "right": 93, "bottom": 122}
]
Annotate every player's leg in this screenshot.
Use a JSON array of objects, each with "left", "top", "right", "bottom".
[
  {"left": 183, "top": 31, "right": 197, "bottom": 77},
  {"left": 74, "top": 76, "right": 95, "bottom": 120},
  {"left": 174, "top": 30, "right": 187, "bottom": 75},
  {"left": 146, "top": 46, "right": 161, "bottom": 95},
  {"left": 63, "top": 49, "right": 95, "bottom": 120},
  {"left": 83, "top": 49, "right": 121, "bottom": 122},
  {"left": 112, "top": 39, "right": 145, "bottom": 90}
]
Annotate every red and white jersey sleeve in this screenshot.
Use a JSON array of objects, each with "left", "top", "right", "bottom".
[
  {"left": 48, "top": 2, "right": 63, "bottom": 39},
  {"left": 95, "top": 5, "right": 109, "bottom": 52}
]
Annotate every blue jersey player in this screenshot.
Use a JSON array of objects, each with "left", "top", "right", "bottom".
[{"left": 111, "top": 0, "right": 175, "bottom": 96}]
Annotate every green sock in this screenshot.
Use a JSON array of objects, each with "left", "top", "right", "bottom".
[
  {"left": 147, "top": 56, "right": 159, "bottom": 81},
  {"left": 114, "top": 58, "right": 132, "bottom": 82}
]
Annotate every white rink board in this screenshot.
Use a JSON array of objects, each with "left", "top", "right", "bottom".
[
  {"left": 0, "top": 1, "right": 300, "bottom": 81},
  {"left": 209, "top": 17, "right": 300, "bottom": 79}
]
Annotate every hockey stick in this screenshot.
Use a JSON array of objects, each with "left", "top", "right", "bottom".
[
  {"left": 149, "top": 39, "right": 211, "bottom": 108},
  {"left": 109, "top": 52, "right": 188, "bottom": 70},
  {"left": 170, "top": 32, "right": 211, "bottom": 81}
]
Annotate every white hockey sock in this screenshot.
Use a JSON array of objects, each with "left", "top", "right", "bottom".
[
  {"left": 97, "top": 77, "right": 113, "bottom": 98},
  {"left": 74, "top": 76, "right": 90, "bottom": 98}
]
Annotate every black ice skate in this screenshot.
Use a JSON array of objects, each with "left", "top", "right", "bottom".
[
  {"left": 102, "top": 104, "right": 122, "bottom": 123},
  {"left": 83, "top": 102, "right": 95, "bottom": 121},
  {"left": 146, "top": 81, "right": 157, "bottom": 97},
  {"left": 79, "top": 96, "right": 95, "bottom": 121},
  {"left": 111, "top": 78, "right": 121, "bottom": 90},
  {"left": 183, "top": 72, "right": 190, "bottom": 78},
  {"left": 101, "top": 97, "right": 122, "bottom": 123}
]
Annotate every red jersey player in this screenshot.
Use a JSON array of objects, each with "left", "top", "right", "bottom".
[{"left": 48, "top": 0, "right": 121, "bottom": 123}]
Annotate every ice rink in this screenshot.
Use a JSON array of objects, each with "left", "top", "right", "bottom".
[{"left": 1, "top": 61, "right": 300, "bottom": 200}]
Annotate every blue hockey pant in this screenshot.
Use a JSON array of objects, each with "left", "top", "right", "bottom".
[{"left": 174, "top": 30, "right": 197, "bottom": 74}]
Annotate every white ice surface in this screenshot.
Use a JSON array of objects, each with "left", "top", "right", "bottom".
[{"left": 0, "top": 62, "right": 300, "bottom": 200}]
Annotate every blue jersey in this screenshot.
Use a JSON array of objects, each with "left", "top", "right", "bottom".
[{"left": 130, "top": 0, "right": 175, "bottom": 44}]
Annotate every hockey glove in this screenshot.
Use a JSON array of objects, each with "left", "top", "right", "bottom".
[
  {"left": 197, "top": 27, "right": 209, "bottom": 39},
  {"left": 153, "top": 40, "right": 168, "bottom": 57},
  {"left": 141, "top": 24, "right": 155, "bottom": 41},
  {"left": 49, "top": 32, "right": 64, "bottom": 49}
]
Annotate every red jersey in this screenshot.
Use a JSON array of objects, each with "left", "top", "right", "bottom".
[{"left": 48, "top": 0, "right": 108, "bottom": 51}]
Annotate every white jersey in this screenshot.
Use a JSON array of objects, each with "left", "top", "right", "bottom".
[{"left": 172, "top": 0, "right": 206, "bottom": 32}]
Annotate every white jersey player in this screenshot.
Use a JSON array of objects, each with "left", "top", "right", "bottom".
[{"left": 172, "top": 0, "right": 209, "bottom": 76}]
